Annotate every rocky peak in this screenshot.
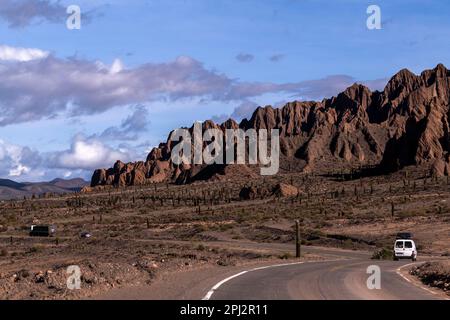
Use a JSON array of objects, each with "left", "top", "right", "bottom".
[
  {"left": 333, "top": 83, "right": 372, "bottom": 114},
  {"left": 384, "top": 68, "right": 419, "bottom": 102},
  {"left": 221, "top": 118, "right": 239, "bottom": 130},
  {"left": 433, "top": 63, "right": 449, "bottom": 77},
  {"left": 246, "top": 106, "right": 278, "bottom": 131},
  {"left": 343, "top": 83, "right": 372, "bottom": 99}
]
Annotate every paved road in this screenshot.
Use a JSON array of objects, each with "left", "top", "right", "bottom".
[
  {"left": 206, "top": 251, "right": 444, "bottom": 300},
  {"left": 94, "top": 243, "right": 447, "bottom": 300}
]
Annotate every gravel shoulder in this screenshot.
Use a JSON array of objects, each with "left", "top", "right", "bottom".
[{"left": 409, "top": 260, "right": 450, "bottom": 296}]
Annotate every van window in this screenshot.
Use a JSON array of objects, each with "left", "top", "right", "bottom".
[
  {"left": 34, "top": 226, "right": 49, "bottom": 232},
  {"left": 395, "top": 241, "right": 403, "bottom": 248},
  {"left": 405, "top": 241, "right": 413, "bottom": 248}
]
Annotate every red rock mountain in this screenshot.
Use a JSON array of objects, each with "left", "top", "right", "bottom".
[{"left": 90, "top": 64, "right": 450, "bottom": 187}]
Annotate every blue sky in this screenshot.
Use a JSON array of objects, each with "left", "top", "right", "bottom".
[{"left": 0, "top": 0, "right": 449, "bottom": 181}]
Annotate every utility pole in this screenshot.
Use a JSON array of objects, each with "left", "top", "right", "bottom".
[{"left": 295, "top": 220, "right": 301, "bottom": 258}]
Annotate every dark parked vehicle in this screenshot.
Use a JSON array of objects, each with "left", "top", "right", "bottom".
[
  {"left": 80, "top": 231, "right": 92, "bottom": 238},
  {"left": 30, "top": 225, "right": 56, "bottom": 237},
  {"left": 396, "top": 232, "right": 413, "bottom": 239}
]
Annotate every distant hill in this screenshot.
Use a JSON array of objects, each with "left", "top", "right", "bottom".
[
  {"left": 48, "top": 178, "right": 88, "bottom": 190},
  {"left": 0, "top": 178, "right": 89, "bottom": 200},
  {"left": 0, "top": 179, "right": 26, "bottom": 189}
]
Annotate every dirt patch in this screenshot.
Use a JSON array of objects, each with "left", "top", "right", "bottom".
[{"left": 0, "top": 260, "right": 152, "bottom": 300}]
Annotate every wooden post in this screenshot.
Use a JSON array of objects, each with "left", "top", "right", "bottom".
[
  {"left": 391, "top": 202, "right": 395, "bottom": 218},
  {"left": 295, "top": 220, "right": 301, "bottom": 258}
]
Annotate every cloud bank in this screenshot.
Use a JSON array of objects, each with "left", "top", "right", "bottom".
[
  {"left": 0, "top": 45, "right": 49, "bottom": 61},
  {"left": 0, "top": 0, "right": 66, "bottom": 28},
  {"left": 0, "top": 52, "right": 387, "bottom": 127}
]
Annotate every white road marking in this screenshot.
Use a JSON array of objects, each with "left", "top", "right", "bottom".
[
  {"left": 202, "top": 259, "right": 344, "bottom": 300},
  {"left": 396, "top": 269, "right": 413, "bottom": 283},
  {"left": 202, "top": 261, "right": 306, "bottom": 300},
  {"left": 202, "top": 270, "right": 249, "bottom": 300}
]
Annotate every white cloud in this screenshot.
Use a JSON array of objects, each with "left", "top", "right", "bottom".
[
  {"left": 63, "top": 171, "right": 72, "bottom": 178},
  {"left": 0, "top": 139, "right": 40, "bottom": 178},
  {"left": 9, "top": 164, "right": 30, "bottom": 177},
  {"left": 110, "top": 58, "right": 124, "bottom": 74},
  {"left": 0, "top": 45, "right": 49, "bottom": 62},
  {"left": 0, "top": 135, "right": 141, "bottom": 182},
  {"left": 52, "top": 136, "right": 130, "bottom": 170}
]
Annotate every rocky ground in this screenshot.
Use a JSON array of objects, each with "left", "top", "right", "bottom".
[
  {"left": 0, "top": 166, "right": 449, "bottom": 299},
  {"left": 410, "top": 261, "right": 450, "bottom": 295}
]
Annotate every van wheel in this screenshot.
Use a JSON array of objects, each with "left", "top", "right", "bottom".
[{"left": 393, "top": 257, "right": 399, "bottom": 261}]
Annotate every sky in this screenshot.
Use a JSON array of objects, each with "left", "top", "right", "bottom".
[{"left": 0, "top": 0, "right": 449, "bottom": 182}]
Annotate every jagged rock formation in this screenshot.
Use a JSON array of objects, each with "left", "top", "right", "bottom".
[
  {"left": 238, "top": 183, "right": 299, "bottom": 200},
  {"left": 272, "top": 183, "right": 299, "bottom": 197},
  {"left": 90, "top": 64, "right": 450, "bottom": 187}
]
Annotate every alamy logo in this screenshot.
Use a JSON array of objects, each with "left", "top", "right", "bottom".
[
  {"left": 366, "top": 265, "right": 381, "bottom": 290},
  {"left": 366, "top": 5, "right": 382, "bottom": 30},
  {"left": 66, "top": 5, "right": 81, "bottom": 30},
  {"left": 169, "top": 122, "right": 280, "bottom": 176},
  {"left": 66, "top": 265, "right": 81, "bottom": 290}
]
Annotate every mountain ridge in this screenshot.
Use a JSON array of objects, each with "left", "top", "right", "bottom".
[
  {"left": 90, "top": 64, "right": 450, "bottom": 188},
  {"left": 0, "top": 178, "right": 89, "bottom": 200}
]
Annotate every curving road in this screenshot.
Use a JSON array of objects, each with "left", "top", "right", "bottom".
[
  {"left": 94, "top": 243, "right": 447, "bottom": 300},
  {"left": 204, "top": 250, "right": 445, "bottom": 300}
]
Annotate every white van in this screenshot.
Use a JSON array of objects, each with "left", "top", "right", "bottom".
[{"left": 393, "top": 239, "right": 417, "bottom": 261}]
